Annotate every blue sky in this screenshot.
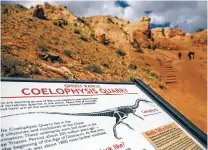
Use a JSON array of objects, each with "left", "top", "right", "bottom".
[{"left": 2, "top": 0, "right": 207, "bottom": 33}]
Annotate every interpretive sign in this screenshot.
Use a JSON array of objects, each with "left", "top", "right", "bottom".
[{"left": 1, "top": 78, "right": 207, "bottom": 150}]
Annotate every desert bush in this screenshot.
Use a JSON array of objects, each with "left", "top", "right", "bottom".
[
  {"left": 30, "top": 66, "right": 41, "bottom": 75},
  {"left": 77, "top": 17, "right": 89, "bottom": 26},
  {"left": 196, "top": 28, "right": 204, "bottom": 32},
  {"left": 150, "top": 71, "right": 159, "bottom": 79},
  {"left": 77, "top": 17, "right": 85, "bottom": 24},
  {"left": 1, "top": 45, "right": 11, "bottom": 52},
  {"left": 74, "top": 28, "right": 81, "bottom": 34},
  {"left": 73, "top": 22, "right": 77, "bottom": 27},
  {"left": 162, "top": 28, "right": 165, "bottom": 36},
  {"left": 16, "top": 4, "right": 25, "bottom": 9},
  {"left": 107, "top": 18, "right": 114, "bottom": 24},
  {"left": 63, "top": 50, "right": 72, "bottom": 57},
  {"left": 136, "top": 48, "right": 143, "bottom": 53},
  {"left": 39, "top": 42, "right": 48, "bottom": 52},
  {"left": 30, "top": 6, "right": 34, "bottom": 9},
  {"left": 190, "top": 35, "right": 193, "bottom": 39},
  {"left": 90, "top": 32, "right": 95, "bottom": 39},
  {"left": 85, "top": 64, "right": 102, "bottom": 74},
  {"left": 2, "top": 26, "right": 8, "bottom": 31},
  {"left": 128, "top": 75, "right": 137, "bottom": 82},
  {"left": 102, "top": 63, "right": 109, "bottom": 68},
  {"left": 151, "top": 45, "right": 157, "bottom": 50},
  {"left": 1, "top": 54, "right": 28, "bottom": 77},
  {"left": 159, "top": 83, "right": 167, "bottom": 90},
  {"left": 53, "top": 18, "right": 68, "bottom": 28},
  {"left": 79, "top": 35, "right": 88, "bottom": 42},
  {"left": 128, "top": 64, "right": 137, "bottom": 70},
  {"left": 64, "top": 6, "right": 67, "bottom": 9},
  {"left": 116, "top": 49, "right": 126, "bottom": 56},
  {"left": 143, "top": 68, "right": 150, "bottom": 73}
]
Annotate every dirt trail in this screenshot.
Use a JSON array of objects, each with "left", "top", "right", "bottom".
[{"left": 154, "top": 50, "right": 207, "bottom": 133}]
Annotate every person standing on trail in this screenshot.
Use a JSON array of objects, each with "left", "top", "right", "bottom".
[
  {"left": 178, "top": 52, "right": 182, "bottom": 59},
  {"left": 188, "top": 52, "right": 195, "bottom": 60},
  {"left": 32, "top": 5, "right": 45, "bottom": 19},
  {"left": 37, "top": 5, "right": 45, "bottom": 19},
  {"left": 32, "top": 5, "right": 39, "bottom": 17},
  {"left": 188, "top": 52, "right": 192, "bottom": 60}
]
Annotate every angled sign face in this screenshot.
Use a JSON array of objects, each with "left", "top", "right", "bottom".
[{"left": 1, "top": 78, "right": 207, "bottom": 150}]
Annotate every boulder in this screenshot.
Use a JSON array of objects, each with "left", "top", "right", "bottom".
[
  {"left": 41, "top": 63, "right": 76, "bottom": 79},
  {"left": 96, "top": 34, "right": 106, "bottom": 44},
  {"left": 39, "top": 52, "right": 61, "bottom": 63},
  {"left": 168, "top": 28, "right": 185, "bottom": 37},
  {"left": 132, "top": 29, "right": 151, "bottom": 48},
  {"left": 139, "top": 16, "right": 151, "bottom": 22}
]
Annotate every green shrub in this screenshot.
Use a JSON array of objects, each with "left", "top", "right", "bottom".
[
  {"left": 116, "top": 49, "right": 126, "bottom": 56},
  {"left": 90, "top": 32, "right": 95, "bottom": 39},
  {"left": 77, "top": 17, "right": 89, "bottom": 26},
  {"left": 73, "top": 23, "right": 77, "bottom": 27},
  {"left": 151, "top": 45, "right": 157, "bottom": 50},
  {"left": 102, "top": 63, "right": 109, "bottom": 68},
  {"left": 64, "top": 6, "right": 67, "bottom": 9},
  {"left": 1, "top": 45, "right": 11, "bottom": 52},
  {"left": 196, "top": 28, "right": 204, "bottom": 32},
  {"left": 162, "top": 28, "right": 165, "bottom": 36},
  {"left": 39, "top": 42, "right": 48, "bottom": 52},
  {"left": 136, "top": 48, "right": 143, "bottom": 53},
  {"left": 79, "top": 35, "right": 88, "bottom": 42},
  {"left": 128, "top": 64, "right": 137, "bottom": 70},
  {"left": 128, "top": 75, "right": 137, "bottom": 82},
  {"left": 85, "top": 64, "right": 102, "bottom": 74},
  {"left": 150, "top": 71, "right": 159, "bottom": 79},
  {"left": 53, "top": 18, "right": 68, "bottom": 28},
  {"left": 2, "top": 26, "right": 8, "bottom": 31},
  {"left": 144, "top": 68, "right": 151, "bottom": 73},
  {"left": 77, "top": 17, "right": 85, "bottom": 24},
  {"left": 63, "top": 50, "right": 72, "bottom": 57},
  {"left": 107, "top": 18, "right": 114, "bottom": 24},
  {"left": 74, "top": 28, "right": 81, "bottom": 34},
  {"left": 30, "top": 67, "right": 41, "bottom": 75},
  {"left": 1, "top": 54, "right": 28, "bottom": 77}
]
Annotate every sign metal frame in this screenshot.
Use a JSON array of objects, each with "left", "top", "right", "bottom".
[{"left": 1, "top": 77, "right": 207, "bottom": 148}]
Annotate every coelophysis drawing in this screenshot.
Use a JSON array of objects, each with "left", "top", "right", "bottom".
[{"left": 1, "top": 98, "right": 155, "bottom": 139}]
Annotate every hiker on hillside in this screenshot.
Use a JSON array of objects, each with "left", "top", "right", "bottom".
[
  {"left": 37, "top": 5, "right": 45, "bottom": 19},
  {"left": 32, "top": 5, "right": 45, "bottom": 19},
  {"left": 178, "top": 52, "right": 182, "bottom": 59},
  {"left": 32, "top": 5, "right": 39, "bottom": 17},
  {"left": 188, "top": 52, "right": 195, "bottom": 60}
]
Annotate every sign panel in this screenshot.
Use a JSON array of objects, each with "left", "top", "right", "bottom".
[{"left": 1, "top": 78, "right": 207, "bottom": 150}]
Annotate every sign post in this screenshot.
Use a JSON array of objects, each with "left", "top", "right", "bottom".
[{"left": 1, "top": 78, "right": 207, "bottom": 150}]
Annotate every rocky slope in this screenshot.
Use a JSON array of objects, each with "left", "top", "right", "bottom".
[{"left": 1, "top": 3, "right": 207, "bottom": 133}]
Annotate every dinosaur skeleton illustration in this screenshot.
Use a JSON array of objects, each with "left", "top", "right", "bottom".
[{"left": 1, "top": 99, "right": 155, "bottom": 139}]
